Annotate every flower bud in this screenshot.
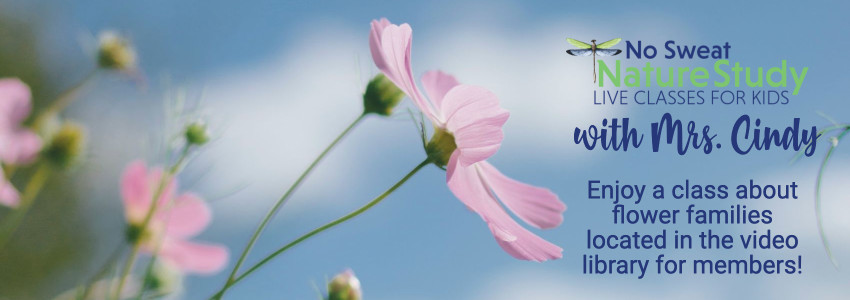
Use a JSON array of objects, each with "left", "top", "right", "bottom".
[
  {"left": 42, "top": 122, "right": 86, "bottom": 170},
  {"left": 97, "top": 31, "right": 137, "bottom": 71},
  {"left": 144, "top": 261, "right": 184, "bottom": 296},
  {"left": 328, "top": 269, "right": 362, "bottom": 300},
  {"left": 184, "top": 121, "right": 210, "bottom": 146},
  {"left": 425, "top": 128, "right": 457, "bottom": 168},
  {"left": 830, "top": 136, "right": 839, "bottom": 147},
  {"left": 363, "top": 74, "right": 404, "bottom": 116}
]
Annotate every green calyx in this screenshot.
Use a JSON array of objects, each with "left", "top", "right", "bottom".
[
  {"left": 125, "top": 224, "right": 146, "bottom": 244},
  {"left": 363, "top": 74, "right": 404, "bottom": 116},
  {"left": 184, "top": 121, "right": 210, "bottom": 146},
  {"left": 425, "top": 127, "right": 457, "bottom": 168},
  {"left": 42, "top": 122, "right": 86, "bottom": 170},
  {"left": 97, "top": 32, "right": 137, "bottom": 71}
]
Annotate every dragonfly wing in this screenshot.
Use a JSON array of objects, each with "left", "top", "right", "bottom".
[
  {"left": 595, "top": 49, "right": 622, "bottom": 57},
  {"left": 566, "top": 49, "right": 594, "bottom": 56},
  {"left": 566, "top": 38, "right": 592, "bottom": 49},
  {"left": 596, "top": 38, "right": 622, "bottom": 49}
]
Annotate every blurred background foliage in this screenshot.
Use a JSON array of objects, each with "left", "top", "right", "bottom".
[{"left": 0, "top": 9, "right": 93, "bottom": 300}]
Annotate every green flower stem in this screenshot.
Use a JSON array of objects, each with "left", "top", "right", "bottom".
[
  {"left": 792, "top": 124, "right": 850, "bottom": 163},
  {"left": 77, "top": 243, "right": 126, "bottom": 300},
  {"left": 0, "top": 162, "right": 51, "bottom": 252},
  {"left": 221, "top": 113, "right": 366, "bottom": 292},
  {"left": 133, "top": 252, "right": 159, "bottom": 300},
  {"left": 112, "top": 145, "right": 191, "bottom": 300},
  {"left": 815, "top": 127, "right": 850, "bottom": 268},
  {"left": 211, "top": 158, "right": 431, "bottom": 299},
  {"left": 134, "top": 197, "right": 180, "bottom": 300},
  {"left": 33, "top": 70, "right": 98, "bottom": 131}
]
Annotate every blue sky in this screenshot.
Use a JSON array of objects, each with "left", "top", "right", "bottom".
[{"left": 4, "top": 0, "right": 850, "bottom": 299}]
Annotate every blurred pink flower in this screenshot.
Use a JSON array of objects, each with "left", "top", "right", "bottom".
[
  {"left": 0, "top": 78, "right": 42, "bottom": 207},
  {"left": 370, "top": 19, "right": 566, "bottom": 262},
  {"left": 121, "top": 160, "right": 228, "bottom": 274}
]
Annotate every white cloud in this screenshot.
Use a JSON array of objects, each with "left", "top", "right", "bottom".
[{"left": 188, "top": 20, "right": 370, "bottom": 220}]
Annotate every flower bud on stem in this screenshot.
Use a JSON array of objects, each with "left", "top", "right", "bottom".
[
  {"left": 42, "top": 122, "right": 87, "bottom": 170},
  {"left": 328, "top": 269, "right": 362, "bottom": 300},
  {"left": 97, "top": 31, "right": 138, "bottom": 72},
  {"left": 363, "top": 74, "right": 404, "bottom": 116},
  {"left": 217, "top": 77, "right": 406, "bottom": 299},
  {"left": 185, "top": 121, "right": 211, "bottom": 146}
]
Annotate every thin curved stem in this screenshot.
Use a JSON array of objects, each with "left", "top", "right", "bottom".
[
  {"left": 112, "top": 145, "right": 192, "bottom": 300},
  {"left": 222, "top": 113, "right": 366, "bottom": 291},
  {"left": 77, "top": 242, "right": 126, "bottom": 300},
  {"left": 815, "top": 127, "right": 850, "bottom": 268},
  {"left": 210, "top": 158, "right": 431, "bottom": 299},
  {"left": 0, "top": 163, "right": 51, "bottom": 252},
  {"left": 33, "top": 70, "right": 98, "bottom": 130},
  {"left": 791, "top": 124, "right": 850, "bottom": 163},
  {"left": 133, "top": 181, "right": 186, "bottom": 300}
]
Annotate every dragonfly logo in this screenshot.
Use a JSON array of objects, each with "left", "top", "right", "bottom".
[{"left": 566, "top": 38, "right": 623, "bottom": 83}]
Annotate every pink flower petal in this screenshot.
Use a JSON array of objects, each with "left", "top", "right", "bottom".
[
  {"left": 160, "top": 239, "right": 229, "bottom": 275},
  {"left": 369, "top": 18, "right": 392, "bottom": 81},
  {"left": 120, "top": 161, "right": 176, "bottom": 222},
  {"left": 0, "top": 172, "right": 20, "bottom": 207},
  {"left": 0, "top": 129, "right": 42, "bottom": 165},
  {"left": 440, "top": 85, "right": 509, "bottom": 166},
  {"left": 160, "top": 192, "right": 211, "bottom": 239},
  {"left": 372, "top": 21, "right": 438, "bottom": 122},
  {"left": 0, "top": 78, "right": 33, "bottom": 126},
  {"left": 421, "top": 70, "right": 460, "bottom": 111},
  {"left": 452, "top": 123, "right": 504, "bottom": 166},
  {"left": 0, "top": 78, "right": 40, "bottom": 165},
  {"left": 477, "top": 162, "right": 565, "bottom": 229},
  {"left": 446, "top": 153, "right": 562, "bottom": 262},
  {"left": 121, "top": 161, "right": 152, "bottom": 221}
]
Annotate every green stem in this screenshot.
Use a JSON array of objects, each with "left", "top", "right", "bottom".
[
  {"left": 211, "top": 158, "right": 430, "bottom": 299},
  {"left": 814, "top": 127, "right": 850, "bottom": 268},
  {"left": 0, "top": 163, "right": 51, "bottom": 252},
  {"left": 77, "top": 243, "right": 126, "bottom": 300},
  {"left": 112, "top": 145, "right": 192, "bottom": 300},
  {"left": 113, "top": 242, "right": 141, "bottom": 299},
  {"left": 792, "top": 124, "right": 850, "bottom": 163},
  {"left": 33, "top": 70, "right": 98, "bottom": 131},
  {"left": 133, "top": 194, "right": 183, "bottom": 300},
  {"left": 221, "top": 113, "right": 366, "bottom": 292},
  {"left": 134, "top": 253, "right": 158, "bottom": 300}
]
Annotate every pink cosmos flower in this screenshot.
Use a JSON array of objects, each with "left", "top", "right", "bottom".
[
  {"left": 0, "top": 78, "right": 42, "bottom": 207},
  {"left": 369, "top": 19, "right": 567, "bottom": 262},
  {"left": 121, "top": 160, "right": 228, "bottom": 274}
]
